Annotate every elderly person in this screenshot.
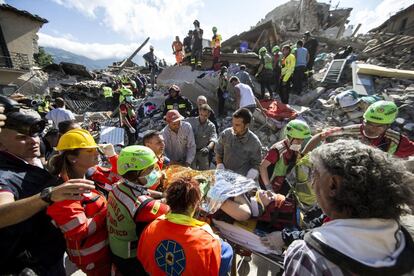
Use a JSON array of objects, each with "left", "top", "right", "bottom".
[
  {"left": 284, "top": 139, "right": 414, "bottom": 275},
  {"left": 162, "top": 110, "right": 196, "bottom": 167},
  {"left": 138, "top": 177, "right": 233, "bottom": 276}
]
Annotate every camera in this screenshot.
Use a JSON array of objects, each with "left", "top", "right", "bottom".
[{"left": 0, "top": 95, "right": 46, "bottom": 137}]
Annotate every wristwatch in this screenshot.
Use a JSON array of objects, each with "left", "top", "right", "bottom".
[{"left": 40, "top": 187, "right": 54, "bottom": 204}]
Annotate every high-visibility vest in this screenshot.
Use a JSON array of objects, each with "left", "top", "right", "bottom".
[
  {"left": 107, "top": 181, "right": 152, "bottom": 259},
  {"left": 103, "top": 86, "right": 113, "bottom": 98},
  {"left": 38, "top": 100, "right": 50, "bottom": 113},
  {"left": 47, "top": 190, "right": 109, "bottom": 268},
  {"left": 262, "top": 53, "right": 273, "bottom": 70},
  {"left": 294, "top": 154, "right": 316, "bottom": 206},
  {"left": 137, "top": 213, "right": 222, "bottom": 276},
  {"left": 211, "top": 34, "right": 222, "bottom": 48},
  {"left": 281, "top": 53, "right": 296, "bottom": 81},
  {"left": 119, "top": 87, "right": 133, "bottom": 103}
]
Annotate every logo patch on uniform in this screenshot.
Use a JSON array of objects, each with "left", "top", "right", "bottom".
[
  {"left": 155, "top": 240, "right": 186, "bottom": 276},
  {"left": 151, "top": 201, "right": 160, "bottom": 215}
]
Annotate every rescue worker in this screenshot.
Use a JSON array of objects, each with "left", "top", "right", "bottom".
[
  {"left": 47, "top": 129, "right": 111, "bottom": 275},
  {"left": 107, "top": 145, "right": 169, "bottom": 275},
  {"left": 272, "top": 45, "right": 282, "bottom": 93},
  {"left": 172, "top": 36, "right": 184, "bottom": 66},
  {"left": 255, "top": 47, "right": 273, "bottom": 99},
  {"left": 119, "top": 95, "right": 137, "bottom": 145},
  {"left": 138, "top": 177, "right": 233, "bottom": 276},
  {"left": 37, "top": 95, "right": 52, "bottom": 118},
  {"left": 119, "top": 85, "right": 133, "bottom": 104},
  {"left": 102, "top": 84, "right": 113, "bottom": 110},
  {"left": 211, "top": 26, "right": 222, "bottom": 71},
  {"left": 191, "top": 20, "right": 203, "bottom": 71},
  {"left": 259, "top": 119, "right": 312, "bottom": 194},
  {"left": 143, "top": 45, "right": 158, "bottom": 90},
  {"left": 162, "top": 84, "right": 193, "bottom": 117},
  {"left": 303, "top": 101, "right": 414, "bottom": 158},
  {"left": 183, "top": 30, "right": 193, "bottom": 64},
  {"left": 280, "top": 45, "right": 296, "bottom": 104}
]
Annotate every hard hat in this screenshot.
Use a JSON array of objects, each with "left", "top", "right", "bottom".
[
  {"left": 193, "top": 20, "right": 200, "bottom": 26},
  {"left": 212, "top": 26, "right": 217, "bottom": 32},
  {"left": 259, "top": 47, "right": 267, "bottom": 55},
  {"left": 149, "top": 45, "right": 154, "bottom": 50},
  {"left": 271, "top": 45, "right": 280, "bottom": 53},
  {"left": 291, "top": 47, "right": 297, "bottom": 54},
  {"left": 221, "top": 65, "right": 228, "bottom": 71},
  {"left": 117, "top": 145, "right": 157, "bottom": 175},
  {"left": 56, "top": 129, "right": 98, "bottom": 151},
  {"left": 168, "top": 84, "right": 180, "bottom": 93},
  {"left": 304, "top": 31, "right": 311, "bottom": 36},
  {"left": 363, "top": 100, "right": 398, "bottom": 125},
  {"left": 335, "top": 90, "right": 360, "bottom": 108},
  {"left": 286, "top": 119, "right": 311, "bottom": 139}
]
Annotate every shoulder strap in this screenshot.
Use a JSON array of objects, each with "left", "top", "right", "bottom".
[{"left": 304, "top": 227, "right": 414, "bottom": 276}]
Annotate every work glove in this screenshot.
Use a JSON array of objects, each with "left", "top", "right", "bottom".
[
  {"left": 129, "top": 127, "right": 136, "bottom": 134},
  {"left": 246, "top": 168, "right": 259, "bottom": 180},
  {"left": 199, "top": 147, "right": 209, "bottom": 155},
  {"left": 260, "top": 231, "right": 284, "bottom": 253},
  {"left": 99, "top": 143, "right": 116, "bottom": 158},
  {"left": 216, "top": 163, "right": 225, "bottom": 170}
]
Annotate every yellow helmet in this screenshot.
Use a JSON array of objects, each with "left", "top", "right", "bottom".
[{"left": 56, "top": 129, "right": 98, "bottom": 151}]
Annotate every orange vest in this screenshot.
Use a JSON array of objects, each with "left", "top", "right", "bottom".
[
  {"left": 47, "top": 190, "right": 109, "bottom": 268},
  {"left": 137, "top": 214, "right": 222, "bottom": 276}
]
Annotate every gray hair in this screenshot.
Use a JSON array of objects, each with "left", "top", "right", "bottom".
[
  {"left": 310, "top": 139, "right": 414, "bottom": 219},
  {"left": 197, "top": 95, "right": 207, "bottom": 102}
]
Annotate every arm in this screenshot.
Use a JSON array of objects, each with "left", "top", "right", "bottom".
[
  {"left": 135, "top": 199, "right": 169, "bottom": 222},
  {"left": 220, "top": 195, "right": 251, "bottom": 221},
  {"left": 234, "top": 86, "right": 241, "bottom": 109},
  {"left": 301, "top": 132, "right": 324, "bottom": 155},
  {"left": 46, "top": 196, "right": 107, "bottom": 240},
  {"left": 208, "top": 124, "right": 218, "bottom": 150},
  {"left": 259, "top": 159, "right": 272, "bottom": 189},
  {"left": 0, "top": 179, "right": 94, "bottom": 229},
  {"left": 214, "top": 132, "right": 225, "bottom": 166},
  {"left": 254, "top": 97, "right": 266, "bottom": 112},
  {"left": 186, "top": 125, "right": 196, "bottom": 165}
]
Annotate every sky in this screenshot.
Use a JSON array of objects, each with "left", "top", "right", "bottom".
[{"left": 2, "top": 0, "right": 412, "bottom": 64}]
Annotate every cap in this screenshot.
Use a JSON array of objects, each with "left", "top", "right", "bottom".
[
  {"left": 165, "top": 110, "right": 184, "bottom": 123},
  {"left": 199, "top": 104, "right": 212, "bottom": 112},
  {"left": 4, "top": 112, "right": 46, "bottom": 137}
]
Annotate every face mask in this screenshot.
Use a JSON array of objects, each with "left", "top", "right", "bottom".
[
  {"left": 289, "top": 144, "right": 302, "bottom": 152},
  {"left": 362, "top": 129, "right": 380, "bottom": 139},
  {"left": 142, "top": 170, "right": 161, "bottom": 188}
]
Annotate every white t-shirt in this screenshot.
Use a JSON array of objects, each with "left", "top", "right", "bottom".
[
  {"left": 45, "top": 107, "right": 75, "bottom": 128},
  {"left": 236, "top": 83, "right": 256, "bottom": 108}
]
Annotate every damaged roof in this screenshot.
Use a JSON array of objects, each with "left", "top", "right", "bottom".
[{"left": 0, "top": 4, "right": 48, "bottom": 24}]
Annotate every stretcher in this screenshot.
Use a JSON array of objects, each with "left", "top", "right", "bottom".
[{"left": 212, "top": 219, "right": 285, "bottom": 275}]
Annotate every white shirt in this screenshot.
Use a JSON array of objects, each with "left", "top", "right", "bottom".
[
  {"left": 236, "top": 83, "right": 256, "bottom": 108},
  {"left": 45, "top": 107, "right": 75, "bottom": 128}
]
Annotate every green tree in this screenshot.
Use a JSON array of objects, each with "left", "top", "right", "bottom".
[{"left": 34, "top": 47, "right": 53, "bottom": 67}]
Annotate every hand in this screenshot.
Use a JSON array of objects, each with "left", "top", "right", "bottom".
[
  {"left": 216, "top": 163, "right": 225, "bottom": 170},
  {"left": 260, "top": 231, "right": 284, "bottom": 252},
  {"left": 51, "top": 179, "right": 95, "bottom": 202},
  {"left": 273, "top": 193, "right": 286, "bottom": 208},
  {"left": 99, "top": 143, "right": 116, "bottom": 157},
  {"left": 199, "top": 147, "right": 209, "bottom": 155},
  {"left": 246, "top": 168, "right": 259, "bottom": 179},
  {"left": 129, "top": 127, "right": 136, "bottom": 134},
  {"left": 0, "top": 106, "right": 6, "bottom": 132}
]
